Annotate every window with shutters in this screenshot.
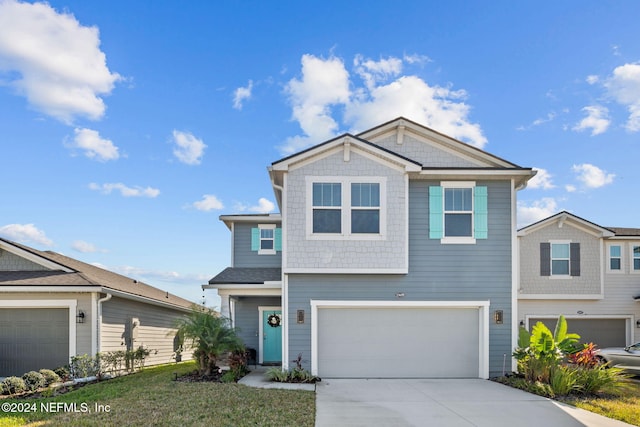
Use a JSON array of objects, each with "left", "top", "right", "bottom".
[
  {"left": 540, "top": 241, "right": 580, "bottom": 278},
  {"left": 429, "top": 181, "right": 487, "bottom": 244},
  {"left": 251, "top": 224, "right": 282, "bottom": 255},
  {"left": 633, "top": 245, "right": 640, "bottom": 272}
]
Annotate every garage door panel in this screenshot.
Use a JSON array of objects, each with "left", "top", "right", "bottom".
[
  {"left": 318, "top": 307, "right": 479, "bottom": 378},
  {"left": 0, "top": 308, "right": 69, "bottom": 376}
]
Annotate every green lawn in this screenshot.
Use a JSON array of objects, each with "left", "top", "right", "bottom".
[
  {"left": 563, "top": 379, "right": 640, "bottom": 426},
  {"left": 0, "top": 362, "right": 315, "bottom": 427}
]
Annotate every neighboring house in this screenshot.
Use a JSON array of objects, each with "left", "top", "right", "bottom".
[
  {"left": 0, "top": 237, "right": 194, "bottom": 377},
  {"left": 518, "top": 211, "right": 640, "bottom": 348},
  {"left": 204, "top": 117, "right": 536, "bottom": 379}
]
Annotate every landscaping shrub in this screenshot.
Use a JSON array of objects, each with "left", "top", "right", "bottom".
[
  {"left": 22, "top": 371, "right": 46, "bottom": 391},
  {"left": 549, "top": 365, "right": 579, "bottom": 397},
  {"left": 2, "top": 376, "right": 27, "bottom": 395},
  {"left": 39, "top": 369, "right": 61, "bottom": 385},
  {"left": 69, "top": 354, "right": 101, "bottom": 378},
  {"left": 100, "top": 350, "right": 126, "bottom": 375},
  {"left": 54, "top": 366, "right": 70, "bottom": 381},
  {"left": 573, "top": 365, "right": 629, "bottom": 395}
]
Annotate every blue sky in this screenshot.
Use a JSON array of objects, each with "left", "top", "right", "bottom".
[{"left": 1, "top": 1, "right": 639, "bottom": 307}]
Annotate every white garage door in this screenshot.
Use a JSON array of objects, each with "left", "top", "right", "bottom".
[{"left": 316, "top": 305, "right": 482, "bottom": 378}]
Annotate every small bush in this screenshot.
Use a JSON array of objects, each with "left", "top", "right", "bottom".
[
  {"left": 2, "top": 376, "right": 27, "bottom": 395},
  {"left": 70, "top": 354, "right": 100, "bottom": 378},
  {"left": 265, "top": 367, "right": 290, "bottom": 382},
  {"left": 100, "top": 350, "right": 126, "bottom": 375},
  {"left": 573, "top": 365, "right": 629, "bottom": 395},
  {"left": 39, "top": 369, "right": 61, "bottom": 385},
  {"left": 549, "top": 366, "right": 579, "bottom": 397},
  {"left": 220, "top": 370, "right": 237, "bottom": 383},
  {"left": 22, "top": 371, "right": 46, "bottom": 391},
  {"left": 265, "top": 367, "right": 319, "bottom": 383},
  {"left": 54, "top": 366, "right": 70, "bottom": 382}
]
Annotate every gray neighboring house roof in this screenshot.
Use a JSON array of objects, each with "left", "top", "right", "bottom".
[
  {"left": 607, "top": 227, "right": 640, "bottom": 236},
  {"left": 208, "top": 267, "right": 282, "bottom": 284},
  {"left": 0, "top": 237, "right": 194, "bottom": 310}
]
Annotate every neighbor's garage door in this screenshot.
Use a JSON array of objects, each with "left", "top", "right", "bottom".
[
  {"left": 0, "top": 308, "right": 69, "bottom": 377},
  {"left": 529, "top": 318, "right": 626, "bottom": 349},
  {"left": 317, "top": 307, "right": 480, "bottom": 378}
]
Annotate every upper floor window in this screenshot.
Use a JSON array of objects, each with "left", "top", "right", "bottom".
[
  {"left": 540, "top": 241, "right": 580, "bottom": 278},
  {"left": 351, "top": 183, "right": 380, "bottom": 234},
  {"left": 633, "top": 246, "right": 640, "bottom": 271},
  {"left": 251, "top": 224, "right": 281, "bottom": 255},
  {"left": 609, "top": 245, "right": 622, "bottom": 271},
  {"left": 312, "top": 183, "right": 342, "bottom": 233},
  {"left": 307, "top": 177, "right": 386, "bottom": 239},
  {"left": 429, "top": 182, "right": 487, "bottom": 244}
]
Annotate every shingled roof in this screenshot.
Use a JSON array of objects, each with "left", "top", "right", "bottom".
[
  {"left": 209, "top": 267, "right": 282, "bottom": 284},
  {"left": 0, "top": 237, "right": 194, "bottom": 310}
]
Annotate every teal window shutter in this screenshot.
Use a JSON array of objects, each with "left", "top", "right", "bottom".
[
  {"left": 274, "top": 228, "right": 282, "bottom": 251},
  {"left": 474, "top": 186, "right": 488, "bottom": 239},
  {"left": 251, "top": 228, "right": 260, "bottom": 251},
  {"left": 429, "top": 186, "right": 443, "bottom": 239}
]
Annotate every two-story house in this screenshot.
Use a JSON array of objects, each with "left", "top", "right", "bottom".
[
  {"left": 518, "top": 211, "right": 640, "bottom": 348},
  {"left": 204, "top": 117, "right": 536, "bottom": 378}
]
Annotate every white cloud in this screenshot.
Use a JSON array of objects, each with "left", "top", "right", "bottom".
[
  {"left": 88, "top": 182, "right": 160, "bottom": 198},
  {"left": 565, "top": 184, "right": 577, "bottom": 193},
  {"left": 281, "top": 54, "right": 350, "bottom": 154},
  {"left": 572, "top": 105, "right": 610, "bottom": 135},
  {"left": 517, "top": 112, "right": 556, "bottom": 131},
  {"left": 248, "top": 198, "right": 275, "bottom": 213},
  {"left": 67, "top": 128, "right": 119, "bottom": 161},
  {"left": 192, "top": 195, "right": 224, "bottom": 212},
  {"left": 586, "top": 75, "right": 599, "bottom": 85},
  {"left": 527, "top": 168, "right": 555, "bottom": 190},
  {"left": 171, "top": 130, "right": 207, "bottom": 165},
  {"left": 0, "top": 0, "right": 121, "bottom": 123},
  {"left": 0, "top": 223, "right": 53, "bottom": 246},
  {"left": 233, "top": 80, "right": 253, "bottom": 110},
  {"left": 280, "top": 53, "right": 487, "bottom": 154},
  {"left": 72, "top": 240, "right": 106, "bottom": 253},
  {"left": 517, "top": 198, "right": 559, "bottom": 228},
  {"left": 571, "top": 163, "right": 615, "bottom": 188},
  {"left": 604, "top": 63, "right": 640, "bottom": 132},
  {"left": 403, "top": 53, "right": 431, "bottom": 65},
  {"left": 354, "top": 55, "right": 403, "bottom": 89}
]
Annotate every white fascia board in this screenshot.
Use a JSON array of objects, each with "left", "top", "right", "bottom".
[
  {"left": 518, "top": 213, "right": 614, "bottom": 237},
  {"left": 418, "top": 168, "right": 535, "bottom": 182},
  {"left": 216, "top": 288, "right": 282, "bottom": 298},
  {"left": 0, "top": 286, "right": 99, "bottom": 293}
]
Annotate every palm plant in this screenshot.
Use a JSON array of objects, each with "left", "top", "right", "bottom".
[{"left": 174, "top": 306, "right": 243, "bottom": 376}]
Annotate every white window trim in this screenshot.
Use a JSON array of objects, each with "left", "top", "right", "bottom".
[
  {"left": 549, "top": 240, "right": 572, "bottom": 279},
  {"left": 606, "top": 243, "right": 623, "bottom": 274},
  {"left": 631, "top": 244, "right": 640, "bottom": 274},
  {"left": 440, "top": 181, "right": 475, "bottom": 245},
  {"left": 258, "top": 224, "right": 276, "bottom": 255},
  {"left": 306, "top": 176, "right": 387, "bottom": 240}
]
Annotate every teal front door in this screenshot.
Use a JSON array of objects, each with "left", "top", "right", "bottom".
[{"left": 262, "top": 310, "right": 282, "bottom": 364}]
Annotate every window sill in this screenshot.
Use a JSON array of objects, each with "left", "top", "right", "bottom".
[
  {"left": 306, "top": 233, "right": 386, "bottom": 241},
  {"left": 258, "top": 249, "right": 277, "bottom": 255},
  {"left": 548, "top": 275, "right": 573, "bottom": 280},
  {"left": 440, "top": 237, "right": 476, "bottom": 245}
]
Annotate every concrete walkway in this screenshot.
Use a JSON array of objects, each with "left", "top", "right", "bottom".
[
  {"left": 237, "top": 365, "right": 316, "bottom": 391},
  {"left": 315, "top": 378, "right": 634, "bottom": 427}
]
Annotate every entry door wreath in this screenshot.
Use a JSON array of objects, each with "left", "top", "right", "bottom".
[{"left": 267, "top": 312, "right": 281, "bottom": 327}]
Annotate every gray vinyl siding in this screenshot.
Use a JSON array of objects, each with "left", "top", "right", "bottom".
[
  {"left": 287, "top": 179, "right": 514, "bottom": 377},
  {"left": 233, "top": 296, "right": 281, "bottom": 355},
  {"left": 233, "top": 223, "right": 282, "bottom": 268},
  {"left": 101, "top": 297, "right": 190, "bottom": 366}
]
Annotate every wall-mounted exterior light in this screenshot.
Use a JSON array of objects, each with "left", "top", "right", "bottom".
[
  {"left": 494, "top": 310, "right": 503, "bottom": 324},
  {"left": 76, "top": 310, "right": 85, "bottom": 324}
]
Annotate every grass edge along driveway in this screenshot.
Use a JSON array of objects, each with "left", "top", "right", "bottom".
[{"left": 0, "top": 361, "right": 315, "bottom": 427}]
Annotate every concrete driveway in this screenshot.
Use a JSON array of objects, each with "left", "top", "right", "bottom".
[{"left": 315, "top": 378, "right": 633, "bottom": 426}]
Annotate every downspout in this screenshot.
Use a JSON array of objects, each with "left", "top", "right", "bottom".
[{"left": 97, "top": 293, "right": 112, "bottom": 354}]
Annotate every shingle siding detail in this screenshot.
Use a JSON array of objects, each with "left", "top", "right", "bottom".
[
  {"left": 285, "top": 150, "right": 407, "bottom": 271},
  {"left": 0, "top": 251, "right": 49, "bottom": 271},
  {"left": 519, "top": 225, "right": 601, "bottom": 295},
  {"left": 373, "top": 134, "right": 479, "bottom": 167}
]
